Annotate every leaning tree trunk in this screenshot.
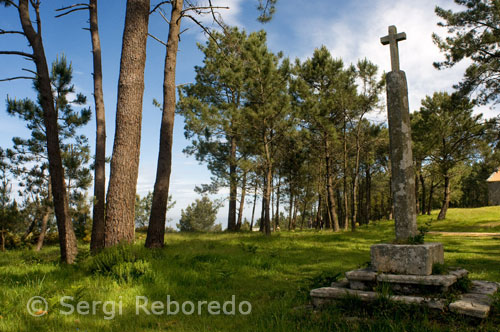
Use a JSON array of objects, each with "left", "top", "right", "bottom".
[
  {"left": 35, "top": 208, "right": 50, "bottom": 252},
  {"left": 438, "top": 174, "right": 451, "bottom": 220},
  {"left": 89, "top": 0, "right": 107, "bottom": 253},
  {"left": 105, "top": 0, "right": 150, "bottom": 247},
  {"left": 145, "top": 0, "right": 182, "bottom": 248},
  {"left": 18, "top": 0, "right": 77, "bottom": 263}
]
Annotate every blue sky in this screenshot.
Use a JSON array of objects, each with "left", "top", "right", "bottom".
[{"left": 0, "top": 0, "right": 498, "bottom": 229}]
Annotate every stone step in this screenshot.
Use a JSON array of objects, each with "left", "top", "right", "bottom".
[
  {"left": 345, "top": 268, "right": 469, "bottom": 294},
  {"left": 449, "top": 281, "right": 499, "bottom": 319},
  {"left": 310, "top": 286, "right": 445, "bottom": 310}
]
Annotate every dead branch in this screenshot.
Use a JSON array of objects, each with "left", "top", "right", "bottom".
[
  {"left": 22, "top": 68, "right": 37, "bottom": 76},
  {"left": 2, "top": 0, "right": 19, "bottom": 9},
  {"left": 148, "top": 33, "right": 167, "bottom": 47},
  {"left": 55, "top": 3, "right": 90, "bottom": 11},
  {"left": 55, "top": 7, "right": 89, "bottom": 18},
  {"left": 157, "top": 7, "right": 170, "bottom": 24},
  {"left": 183, "top": 14, "right": 222, "bottom": 49},
  {"left": 0, "top": 76, "right": 35, "bottom": 82},
  {"left": 181, "top": 6, "right": 229, "bottom": 14},
  {"left": 150, "top": 1, "right": 172, "bottom": 15},
  {"left": 0, "top": 50, "right": 35, "bottom": 59},
  {"left": 0, "top": 29, "right": 25, "bottom": 36}
]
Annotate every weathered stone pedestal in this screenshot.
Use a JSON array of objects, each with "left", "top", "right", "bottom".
[{"left": 371, "top": 243, "right": 444, "bottom": 275}]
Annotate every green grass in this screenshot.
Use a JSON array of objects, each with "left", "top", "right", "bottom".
[{"left": 0, "top": 206, "right": 499, "bottom": 331}]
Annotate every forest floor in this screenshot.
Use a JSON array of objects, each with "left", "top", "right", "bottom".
[{"left": 0, "top": 206, "right": 499, "bottom": 331}]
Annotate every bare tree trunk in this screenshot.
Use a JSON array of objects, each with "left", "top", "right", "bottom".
[
  {"left": 428, "top": 180, "right": 435, "bottom": 215},
  {"left": 292, "top": 199, "right": 298, "bottom": 230},
  {"left": 324, "top": 138, "right": 340, "bottom": 231},
  {"left": 89, "top": 0, "right": 107, "bottom": 253},
  {"left": 18, "top": 0, "right": 77, "bottom": 263},
  {"left": 420, "top": 173, "right": 426, "bottom": 215},
  {"left": 275, "top": 175, "right": 280, "bottom": 231},
  {"left": 1, "top": 229, "right": 5, "bottom": 252},
  {"left": 236, "top": 170, "right": 247, "bottom": 230},
  {"left": 365, "top": 167, "right": 371, "bottom": 224},
  {"left": 250, "top": 181, "right": 257, "bottom": 231},
  {"left": 263, "top": 164, "right": 272, "bottom": 235},
  {"left": 146, "top": 0, "right": 182, "bottom": 247},
  {"left": 316, "top": 193, "right": 323, "bottom": 229},
  {"left": 227, "top": 136, "right": 238, "bottom": 231},
  {"left": 288, "top": 192, "right": 294, "bottom": 231},
  {"left": 105, "top": 0, "right": 150, "bottom": 247},
  {"left": 438, "top": 174, "right": 451, "bottom": 220},
  {"left": 35, "top": 209, "right": 50, "bottom": 251},
  {"left": 342, "top": 121, "right": 349, "bottom": 230}
]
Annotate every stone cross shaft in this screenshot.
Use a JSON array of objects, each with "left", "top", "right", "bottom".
[
  {"left": 381, "top": 25, "right": 417, "bottom": 241},
  {"left": 381, "top": 25, "right": 406, "bottom": 72}
]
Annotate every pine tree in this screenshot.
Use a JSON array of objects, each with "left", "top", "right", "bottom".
[{"left": 433, "top": 0, "right": 500, "bottom": 104}]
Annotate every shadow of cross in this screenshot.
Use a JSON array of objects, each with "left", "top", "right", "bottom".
[{"left": 381, "top": 25, "right": 406, "bottom": 72}]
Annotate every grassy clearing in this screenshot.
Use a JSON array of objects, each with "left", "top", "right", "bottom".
[{"left": 0, "top": 207, "right": 499, "bottom": 331}]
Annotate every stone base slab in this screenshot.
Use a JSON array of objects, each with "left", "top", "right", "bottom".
[
  {"left": 345, "top": 268, "right": 468, "bottom": 294},
  {"left": 371, "top": 242, "right": 444, "bottom": 275},
  {"left": 311, "top": 279, "right": 499, "bottom": 319}
]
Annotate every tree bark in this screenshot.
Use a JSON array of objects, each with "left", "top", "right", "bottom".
[
  {"left": 438, "top": 174, "right": 450, "bottom": 220},
  {"left": 288, "top": 191, "right": 294, "bottom": 231},
  {"left": 236, "top": 170, "right": 247, "bottom": 230},
  {"left": 420, "top": 173, "right": 426, "bottom": 215},
  {"left": 146, "top": 0, "right": 181, "bottom": 248},
  {"left": 324, "top": 138, "right": 340, "bottom": 231},
  {"left": 250, "top": 181, "right": 257, "bottom": 231},
  {"left": 316, "top": 193, "right": 322, "bottom": 229},
  {"left": 263, "top": 164, "right": 272, "bottom": 235},
  {"left": 365, "top": 166, "right": 371, "bottom": 224},
  {"left": 18, "top": 0, "right": 77, "bottom": 263},
  {"left": 274, "top": 175, "right": 280, "bottom": 231},
  {"left": 35, "top": 209, "right": 50, "bottom": 251},
  {"left": 89, "top": 0, "right": 107, "bottom": 253},
  {"left": 1, "top": 229, "right": 5, "bottom": 252},
  {"left": 105, "top": 0, "right": 150, "bottom": 247},
  {"left": 342, "top": 120, "right": 349, "bottom": 230},
  {"left": 227, "top": 135, "right": 238, "bottom": 231},
  {"left": 428, "top": 180, "right": 435, "bottom": 215}
]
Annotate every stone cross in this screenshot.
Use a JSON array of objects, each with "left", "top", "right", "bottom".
[
  {"left": 381, "top": 25, "right": 407, "bottom": 72},
  {"left": 381, "top": 25, "right": 417, "bottom": 241}
]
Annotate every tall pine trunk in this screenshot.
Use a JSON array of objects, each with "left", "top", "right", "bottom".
[
  {"left": 438, "top": 174, "right": 450, "bottom": 220},
  {"left": 146, "top": 0, "right": 182, "bottom": 248},
  {"left": 324, "top": 138, "right": 340, "bottom": 231},
  {"left": 428, "top": 180, "right": 435, "bottom": 215},
  {"left": 274, "top": 175, "right": 280, "bottom": 231},
  {"left": 250, "top": 182, "right": 257, "bottom": 231},
  {"left": 18, "top": 0, "right": 77, "bottom": 263},
  {"left": 105, "top": 0, "right": 150, "bottom": 246},
  {"left": 342, "top": 121, "right": 349, "bottom": 230},
  {"left": 420, "top": 173, "right": 426, "bottom": 215},
  {"left": 89, "top": 0, "right": 107, "bottom": 253},
  {"left": 236, "top": 171, "right": 247, "bottom": 230},
  {"left": 227, "top": 136, "right": 238, "bottom": 231}
]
